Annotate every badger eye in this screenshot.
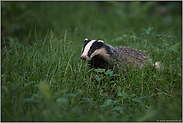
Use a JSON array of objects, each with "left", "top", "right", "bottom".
[{"left": 88, "top": 49, "right": 92, "bottom": 53}]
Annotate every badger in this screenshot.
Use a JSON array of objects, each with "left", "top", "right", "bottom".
[{"left": 81, "top": 38, "right": 160, "bottom": 74}]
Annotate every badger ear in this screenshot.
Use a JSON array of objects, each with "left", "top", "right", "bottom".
[
  {"left": 98, "top": 40, "right": 104, "bottom": 47},
  {"left": 98, "top": 40, "right": 104, "bottom": 43},
  {"left": 84, "top": 38, "right": 88, "bottom": 42}
]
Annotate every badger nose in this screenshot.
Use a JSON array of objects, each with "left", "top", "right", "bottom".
[{"left": 80, "top": 55, "right": 87, "bottom": 61}]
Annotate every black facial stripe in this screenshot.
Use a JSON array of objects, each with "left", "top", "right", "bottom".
[
  {"left": 88, "top": 41, "right": 102, "bottom": 57},
  {"left": 82, "top": 40, "right": 91, "bottom": 54}
]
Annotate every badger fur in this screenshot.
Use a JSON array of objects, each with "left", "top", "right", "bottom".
[{"left": 81, "top": 38, "right": 159, "bottom": 73}]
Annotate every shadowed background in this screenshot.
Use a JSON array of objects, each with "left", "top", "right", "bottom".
[{"left": 1, "top": 1, "right": 182, "bottom": 47}]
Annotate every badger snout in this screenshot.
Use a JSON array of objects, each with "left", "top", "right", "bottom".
[{"left": 80, "top": 55, "right": 87, "bottom": 61}]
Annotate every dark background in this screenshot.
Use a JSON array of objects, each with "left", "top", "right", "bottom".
[{"left": 1, "top": 1, "right": 182, "bottom": 48}]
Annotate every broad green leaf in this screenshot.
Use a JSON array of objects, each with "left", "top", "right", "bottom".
[
  {"left": 155, "top": 34, "right": 162, "bottom": 38},
  {"left": 178, "top": 73, "right": 181, "bottom": 77},
  {"left": 170, "top": 41, "right": 181, "bottom": 54},
  {"left": 130, "top": 93, "right": 136, "bottom": 98},
  {"left": 122, "top": 34, "right": 128, "bottom": 38},
  {"left": 115, "top": 37, "right": 124, "bottom": 42},
  {"left": 112, "top": 106, "right": 124, "bottom": 114},
  {"left": 94, "top": 68, "right": 106, "bottom": 73},
  {"left": 169, "top": 47, "right": 180, "bottom": 54},
  {"left": 145, "top": 27, "right": 153, "bottom": 35},
  {"left": 100, "top": 104, "right": 107, "bottom": 108},
  {"left": 24, "top": 98, "right": 36, "bottom": 103},
  {"left": 82, "top": 97, "right": 90, "bottom": 102},
  {"left": 38, "top": 81, "right": 51, "bottom": 100},
  {"left": 66, "top": 93, "right": 76, "bottom": 97},
  {"left": 117, "top": 92, "right": 129, "bottom": 99},
  {"left": 132, "top": 98, "right": 142, "bottom": 103},
  {"left": 141, "top": 39, "right": 148, "bottom": 42},
  {"left": 105, "top": 69, "right": 113, "bottom": 75},
  {"left": 1, "top": 74, "right": 6, "bottom": 78},
  {"left": 164, "top": 43, "right": 169, "bottom": 47},
  {"left": 147, "top": 27, "right": 153, "bottom": 31},
  {"left": 56, "top": 98, "right": 68, "bottom": 104},
  {"left": 111, "top": 37, "right": 123, "bottom": 42},
  {"left": 146, "top": 31, "right": 150, "bottom": 35},
  {"left": 95, "top": 75, "right": 102, "bottom": 82},
  {"left": 112, "top": 106, "right": 124, "bottom": 111},
  {"left": 104, "top": 99, "right": 113, "bottom": 106}
]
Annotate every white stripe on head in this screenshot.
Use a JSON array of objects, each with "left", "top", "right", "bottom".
[
  {"left": 90, "top": 47, "right": 109, "bottom": 60},
  {"left": 81, "top": 40, "right": 96, "bottom": 58}
]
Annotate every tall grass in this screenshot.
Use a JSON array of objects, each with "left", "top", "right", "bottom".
[{"left": 2, "top": 27, "right": 182, "bottom": 121}]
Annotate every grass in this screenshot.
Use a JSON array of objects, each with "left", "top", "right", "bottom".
[{"left": 1, "top": 1, "right": 182, "bottom": 122}]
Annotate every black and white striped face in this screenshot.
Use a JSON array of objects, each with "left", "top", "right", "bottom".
[{"left": 80, "top": 38, "right": 104, "bottom": 61}]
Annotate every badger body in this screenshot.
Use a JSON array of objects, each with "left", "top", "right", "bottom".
[{"left": 81, "top": 38, "right": 154, "bottom": 73}]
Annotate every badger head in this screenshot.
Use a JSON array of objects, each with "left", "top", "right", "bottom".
[{"left": 80, "top": 38, "right": 109, "bottom": 61}]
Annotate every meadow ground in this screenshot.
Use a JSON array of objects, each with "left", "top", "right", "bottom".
[{"left": 1, "top": 1, "right": 182, "bottom": 121}]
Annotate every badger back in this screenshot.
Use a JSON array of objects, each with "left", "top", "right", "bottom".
[
  {"left": 112, "top": 46, "right": 153, "bottom": 69},
  {"left": 80, "top": 38, "right": 154, "bottom": 73}
]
